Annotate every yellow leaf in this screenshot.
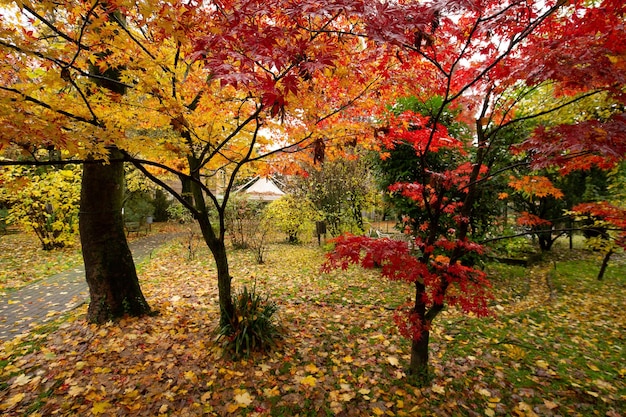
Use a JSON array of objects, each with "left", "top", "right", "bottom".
[
  {"left": 587, "top": 364, "right": 600, "bottom": 372},
  {"left": 263, "top": 386, "right": 280, "bottom": 397},
  {"left": 12, "top": 374, "right": 31, "bottom": 387},
  {"left": 2, "top": 392, "right": 25, "bottom": 410},
  {"left": 535, "top": 360, "right": 549, "bottom": 370},
  {"left": 300, "top": 375, "right": 317, "bottom": 388},
  {"left": 543, "top": 400, "right": 558, "bottom": 410},
  {"left": 91, "top": 401, "right": 111, "bottom": 415},
  {"left": 358, "top": 388, "right": 371, "bottom": 395},
  {"left": 478, "top": 388, "right": 491, "bottom": 397},
  {"left": 343, "top": 355, "right": 354, "bottom": 363},
  {"left": 226, "top": 403, "right": 240, "bottom": 413},
  {"left": 158, "top": 404, "right": 168, "bottom": 413},
  {"left": 234, "top": 390, "right": 253, "bottom": 406},
  {"left": 387, "top": 356, "right": 400, "bottom": 367},
  {"left": 431, "top": 384, "right": 445, "bottom": 394},
  {"left": 305, "top": 363, "right": 319, "bottom": 373},
  {"left": 340, "top": 392, "right": 355, "bottom": 402},
  {"left": 68, "top": 385, "right": 85, "bottom": 397},
  {"left": 372, "top": 406, "right": 385, "bottom": 416},
  {"left": 593, "top": 379, "right": 616, "bottom": 391},
  {"left": 184, "top": 370, "right": 198, "bottom": 384},
  {"left": 485, "top": 409, "right": 495, "bottom": 417}
]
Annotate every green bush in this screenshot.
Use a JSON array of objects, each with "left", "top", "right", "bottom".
[
  {"left": 166, "top": 202, "right": 193, "bottom": 224},
  {"left": 216, "top": 284, "right": 282, "bottom": 358},
  {"left": 123, "top": 192, "right": 154, "bottom": 223}
]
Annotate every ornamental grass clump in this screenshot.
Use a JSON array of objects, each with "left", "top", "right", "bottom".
[{"left": 217, "top": 284, "right": 282, "bottom": 358}]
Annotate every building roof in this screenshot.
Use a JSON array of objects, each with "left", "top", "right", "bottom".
[{"left": 236, "top": 177, "right": 285, "bottom": 201}]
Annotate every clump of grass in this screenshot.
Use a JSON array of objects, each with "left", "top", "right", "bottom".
[{"left": 216, "top": 283, "right": 282, "bottom": 358}]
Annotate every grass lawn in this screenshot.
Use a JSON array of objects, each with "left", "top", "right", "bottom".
[{"left": 0, "top": 230, "right": 624, "bottom": 416}]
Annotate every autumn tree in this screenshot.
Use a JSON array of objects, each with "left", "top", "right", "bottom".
[
  {"left": 291, "top": 150, "right": 376, "bottom": 236},
  {"left": 0, "top": 2, "right": 153, "bottom": 321},
  {"left": 265, "top": 194, "right": 320, "bottom": 243},
  {"left": 1, "top": 1, "right": 386, "bottom": 330},
  {"left": 0, "top": 163, "right": 80, "bottom": 250},
  {"left": 325, "top": 0, "right": 626, "bottom": 384}
]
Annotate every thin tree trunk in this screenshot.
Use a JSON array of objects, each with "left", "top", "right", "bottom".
[
  {"left": 80, "top": 147, "right": 151, "bottom": 323},
  {"left": 186, "top": 155, "right": 235, "bottom": 323},
  {"left": 597, "top": 250, "right": 613, "bottom": 281},
  {"left": 197, "top": 214, "right": 234, "bottom": 323},
  {"left": 408, "top": 281, "right": 430, "bottom": 385}
]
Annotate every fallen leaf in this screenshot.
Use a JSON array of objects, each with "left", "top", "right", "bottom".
[
  {"left": 305, "top": 363, "right": 319, "bottom": 373},
  {"left": 543, "top": 400, "right": 558, "bottom": 410},
  {"left": 587, "top": 363, "right": 600, "bottom": 371},
  {"left": 91, "top": 401, "right": 111, "bottom": 415},
  {"left": 1, "top": 392, "right": 25, "bottom": 410},
  {"left": 300, "top": 375, "right": 317, "bottom": 388},
  {"left": 431, "top": 384, "right": 445, "bottom": 394},
  {"left": 12, "top": 374, "right": 31, "bottom": 387},
  {"left": 372, "top": 406, "right": 385, "bottom": 416},
  {"left": 234, "top": 390, "right": 253, "bottom": 406}
]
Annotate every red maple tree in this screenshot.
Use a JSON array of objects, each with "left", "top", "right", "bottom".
[{"left": 324, "top": 0, "right": 626, "bottom": 383}]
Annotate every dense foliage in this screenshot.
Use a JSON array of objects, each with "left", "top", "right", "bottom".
[{"left": 0, "top": 165, "right": 80, "bottom": 250}]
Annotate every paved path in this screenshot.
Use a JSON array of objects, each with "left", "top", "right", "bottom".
[{"left": 0, "top": 232, "right": 181, "bottom": 342}]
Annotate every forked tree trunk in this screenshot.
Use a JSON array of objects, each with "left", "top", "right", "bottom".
[{"left": 79, "top": 147, "right": 151, "bottom": 323}]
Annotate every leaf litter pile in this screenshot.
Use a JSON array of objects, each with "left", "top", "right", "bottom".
[{"left": 1, "top": 234, "right": 624, "bottom": 416}]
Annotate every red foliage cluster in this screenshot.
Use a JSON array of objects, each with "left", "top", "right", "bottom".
[
  {"left": 518, "top": 114, "right": 626, "bottom": 174},
  {"left": 377, "top": 110, "right": 463, "bottom": 156},
  {"left": 572, "top": 202, "right": 626, "bottom": 248},
  {"left": 516, "top": 212, "right": 553, "bottom": 227},
  {"left": 323, "top": 233, "right": 492, "bottom": 341}
]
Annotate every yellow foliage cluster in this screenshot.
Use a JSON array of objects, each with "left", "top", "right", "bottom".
[{"left": 0, "top": 165, "right": 80, "bottom": 250}]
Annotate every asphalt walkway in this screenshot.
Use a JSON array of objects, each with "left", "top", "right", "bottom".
[{"left": 0, "top": 232, "right": 181, "bottom": 342}]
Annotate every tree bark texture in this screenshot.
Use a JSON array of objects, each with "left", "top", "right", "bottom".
[{"left": 79, "top": 148, "right": 151, "bottom": 323}]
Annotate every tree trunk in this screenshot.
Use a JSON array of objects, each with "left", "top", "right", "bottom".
[
  {"left": 79, "top": 147, "right": 151, "bottom": 323},
  {"left": 537, "top": 230, "right": 555, "bottom": 252},
  {"left": 597, "top": 250, "right": 613, "bottom": 281},
  {"left": 196, "top": 214, "right": 234, "bottom": 323},
  {"left": 408, "top": 329, "right": 430, "bottom": 385},
  {"left": 186, "top": 155, "right": 235, "bottom": 324},
  {"left": 212, "top": 234, "right": 233, "bottom": 324},
  {"left": 407, "top": 281, "right": 430, "bottom": 385}
]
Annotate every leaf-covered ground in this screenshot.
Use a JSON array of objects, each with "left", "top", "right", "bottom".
[
  {"left": 0, "top": 232, "right": 82, "bottom": 293},
  {"left": 1, "top": 231, "right": 624, "bottom": 416},
  {"left": 0, "top": 223, "right": 181, "bottom": 293}
]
